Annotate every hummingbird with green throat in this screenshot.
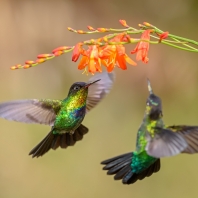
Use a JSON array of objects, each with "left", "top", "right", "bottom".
[
  {"left": 101, "top": 79, "right": 198, "bottom": 184},
  {"left": 0, "top": 72, "right": 114, "bottom": 158}
]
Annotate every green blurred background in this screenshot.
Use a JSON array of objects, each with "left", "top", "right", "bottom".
[{"left": 1, "top": 0, "right": 198, "bottom": 197}]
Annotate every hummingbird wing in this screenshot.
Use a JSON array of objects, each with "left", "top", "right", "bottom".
[
  {"left": 145, "top": 127, "right": 188, "bottom": 158},
  {"left": 0, "top": 99, "right": 62, "bottom": 126},
  {"left": 86, "top": 72, "right": 115, "bottom": 113},
  {"left": 167, "top": 125, "right": 198, "bottom": 154}
]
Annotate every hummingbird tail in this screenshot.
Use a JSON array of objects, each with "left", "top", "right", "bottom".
[
  {"left": 101, "top": 152, "right": 160, "bottom": 184},
  {"left": 29, "top": 124, "right": 89, "bottom": 158}
]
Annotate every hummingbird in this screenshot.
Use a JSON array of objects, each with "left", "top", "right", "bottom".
[
  {"left": 0, "top": 72, "right": 115, "bottom": 158},
  {"left": 101, "top": 79, "right": 198, "bottom": 184}
]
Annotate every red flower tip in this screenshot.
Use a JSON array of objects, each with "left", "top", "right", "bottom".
[
  {"left": 87, "top": 26, "right": 95, "bottom": 31},
  {"left": 119, "top": 20, "right": 129, "bottom": 28},
  {"left": 122, "top": 35, "right": 131, "bottom": 42},
  {"left": 97, "top": 28, "right": 109, "bottom": 32},
  {"left": 159, "top": 31, "right": 169, "bottom": 42},
  {"left": 72, "top": 43, "right": 83, "bottom": 62}
]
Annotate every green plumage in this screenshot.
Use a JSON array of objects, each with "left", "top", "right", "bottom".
[
  {"left": 101, "top": 79, "right": 198, "bottom": 184},
  {"left": 0, "top": 72, "right": 115, "bottom": 158},
  {"left": 48, "top": 87, "right": 88, "bottom": 134},
  {"left": 132, "top": 105, "right": 164, "bottom": 173}
]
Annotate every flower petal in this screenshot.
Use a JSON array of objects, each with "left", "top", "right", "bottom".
[
  {"left": 116, "top": 55, "right": 127, "bottom": 70},
  {"left": 124, "top": 54, "right": 137, "bottom": 66},
  {"left": 88, "top": 59, "right": 97, "bottom": 73},
  {"left": 78, "top": 56, "right": 89, "bottom": 70}
]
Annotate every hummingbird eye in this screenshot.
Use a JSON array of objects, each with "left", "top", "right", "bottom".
[{"left": 73, "top": 85, "right": 81, "bottom": 91}]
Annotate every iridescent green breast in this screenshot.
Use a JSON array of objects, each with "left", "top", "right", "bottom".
[
  {"left": 54, "top": 89, "right": 88, "bottom": 132},
  {"left": 136, "top": 108, "right": 164, "bottom": 153}
]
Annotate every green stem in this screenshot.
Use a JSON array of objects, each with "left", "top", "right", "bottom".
[
  {"left": 161, "top": 40, "right": 198, "bottom": 52},
  {"left": 150, "top": 25, "right": 198, "bottom": 50}
]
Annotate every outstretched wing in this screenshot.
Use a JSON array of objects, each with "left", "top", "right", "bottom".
[
  {"left": 167, "top": 125, "right": 198, "bottom": 154},
  {"left": 145, "top": 128, "right": 188, "bottom": 158},
  {"left": 86, "top": 72, "right": 115, "bottom": 113},
  {"left": 0, "top": 99, "right": 62, "bottom": 126}
]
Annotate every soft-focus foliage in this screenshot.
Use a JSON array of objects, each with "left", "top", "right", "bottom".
[{"left": 1, "top": 1, "right": 198, "bottom": 198}]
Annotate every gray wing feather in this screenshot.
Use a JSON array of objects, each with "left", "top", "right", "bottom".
[
  {"left": 145, "top": 128, "right": 188, "bottom": 158},
  {"left": 86, "top": 72, "right": 115, "bottom": 113},
  {"left": 0, "top": 99, "right": 60, "bottom": 126},
  {"left": 167, "top": 125, "right": 198, "bottom": 154}
]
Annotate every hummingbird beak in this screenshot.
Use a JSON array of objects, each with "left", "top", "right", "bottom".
[
  {"left": 147, "top": 78, "right": 153, "bottom": 94},
  {"left": 84, "top": 79, "right": 101, "bottom": 88}
]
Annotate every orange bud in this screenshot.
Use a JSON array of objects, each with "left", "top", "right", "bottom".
[
  {"left": 10, "top": 66, "right": 17, "bottom": 70},
  {"left": 90, "top": 39, "right": 95, "bottom": 44},
  {"left": 97, "top": 28, "right": 109, "bottom": 32},
  {"left": 67, "top": 27, "right": 76, "bottom": 32},
  {"left": 36, "top": 58, "right": 46, "bottom": 63},
  {"left": 54, "top": 51, "right": 63, "bottom": 56},
  {"left": 138, "top": 24, "right": 143, "bottom": 28},
  {"left": 23, "top": 64, "right": 31, "bottom": 69},
  {"left": 16, "top": 64, "right": 22, "bottom": 68},
  {"left": 87, "top": 26, "right": 95, "bottom": 31},
  {"left": 25, "top": 60, "right": 35, "bottom": 65},
  {"left": 119, "top": 20, "right": 129, "bottom": 28},
  {"left": 77, "top": 30, "right": 85, "bottom": 34},
  {"left": 37, "top": 54, "right": 54, "bottom": 59},
  {"left": 143, "top": 22, "right": 151, "bottom": 26},
  {"left": 52, "top": 46, "right": 73, "bottom": 53},
  {"left": 102, "top": 36, "right": 108, "bottom": 42}
]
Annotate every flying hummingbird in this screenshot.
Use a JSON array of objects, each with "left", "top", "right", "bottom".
[
  {"left": 101, "top": 79, "right": 198, "bottom": 184},
  {"left": 0, "top": 72, "right": 114, "bottom": 158}
]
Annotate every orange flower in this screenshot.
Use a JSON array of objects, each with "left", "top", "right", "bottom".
[
  {"left": 72, "top": 42, "right": 83, "bottom": 62},
  {"left": 77, "top": 45, "right": 104, "bottom": 74},
  {"left": 131, "top": 30, "right": 151, "bottom": 63},
  {"left": 99, "top": 34, "right": 136, "bottom": 72}
]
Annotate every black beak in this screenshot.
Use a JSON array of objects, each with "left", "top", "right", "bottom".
[
  {"left": 147, "top": 78, "right": 153, "bottom": 95},
  {"left": 84, "top": 79, "right": 101, "bottom": 88}
]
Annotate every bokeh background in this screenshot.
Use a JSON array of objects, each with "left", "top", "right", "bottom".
[{"left": 1, "top": 0, "right": 198, "bottom": 197}]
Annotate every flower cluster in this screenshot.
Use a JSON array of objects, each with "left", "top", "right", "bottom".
[
  {"left": 10, "top": 20, "right": 198, "bottom": 74},
  {"left": 72, "top": 33, "right": 139, "bottom": 74}
]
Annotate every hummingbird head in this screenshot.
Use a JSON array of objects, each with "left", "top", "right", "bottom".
[
  {"left": 68, "top": 79, "right": 101, "bottom": 96},
  {"left": 146, "top": 79, "right": 163, "bottom": 120}
]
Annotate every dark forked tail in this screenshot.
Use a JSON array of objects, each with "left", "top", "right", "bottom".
[
  {"left": 101, "top": 152, "right": 160, "bottom": 184},
  {"left": 29, "top": 124, "right": 88, "bottom": 158}
]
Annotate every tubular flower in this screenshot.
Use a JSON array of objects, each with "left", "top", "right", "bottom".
[
  {"left": 77, "top": 45, "right": 106, "bottom": 74},
  {"left": 131, "top": 30, "right": 151, "bottom": 63},
  {"left": 72, "top": 42, "right": 84, "bottom": 62},
  {"left": 99, "top": 34, "right": 137, "bottom": 72}
]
